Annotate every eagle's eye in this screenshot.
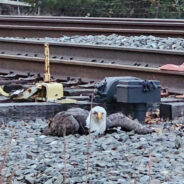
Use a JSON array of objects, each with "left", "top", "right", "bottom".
[{"left": 93, "top": 111, "right": 97, "bottom": 115}]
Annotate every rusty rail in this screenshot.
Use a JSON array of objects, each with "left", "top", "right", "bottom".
[
  {"left": 0, "top": 54, "right": 183, "bottom": 94},
  {"left": 2, "top": 15, "right": 184, "bottom": 22},
  {"left": 0, "top": 15, "right": 184, "bottom": 37},
  {"left": 0, "top": 25, "right": 184, "bottom": 38},
  {"left": 0, "top": 38, "right": 183, "bottom": 68},
  {"left": 1, "top": 16, "right": 184, "bottom": 30}
]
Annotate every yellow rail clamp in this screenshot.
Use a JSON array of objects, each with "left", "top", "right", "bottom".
[
  {"left": 36, "top": 82, "right": 64, "bottom": 101},
  {"left": 0, "top": 86, "right": 9, "bottom": 97}
]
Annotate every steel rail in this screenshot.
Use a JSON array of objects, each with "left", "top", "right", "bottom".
[
  {"left": 1, "top": 15, "right": 184, "bottom": 23},
  {"left": 0, "top": 38, "right": 183, "bottom": 68},
  {"left": 1, "top": 17, "right": 184, "bottom": 30},
  {"left": 0, "top": 54, "right": 183, "bottom": 94},
  {"left": 0, "top": 15, "right": 175, "bottom": 21},
  {"left": 0, "top": 25, "right": 184, "bottom": 38}
]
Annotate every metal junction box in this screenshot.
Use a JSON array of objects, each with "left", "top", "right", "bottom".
[
  {"left": 94, "top": 76, "right": 139, "bottom": 103},
  {"left": 117, "top": 79, "right": 161, "bottom": 104},
  {"left": 94, "top": 76, "right": 161, "bottom": 123}
]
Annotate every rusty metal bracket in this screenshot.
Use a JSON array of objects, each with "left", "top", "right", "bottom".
[
  {"left": 11, "top": 82, "right": 64, "bottom": 102},
  {"left": 11, "top": 85, "right": 39, "bottom": 100}
]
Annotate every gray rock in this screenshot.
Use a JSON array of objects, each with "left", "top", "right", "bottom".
[
  {"left": 3, "top": 35, "right": 184, "bottom": 51},
  {"left": 45, "top": 178, "right": 53, "bottom": 184},
  {"left": 140, "top": 175, "right": 149, "bottom": 183},
  {"left": 0, "top": 119, "right": 183, "bottom": 183},
  {"left": 53, "top": 175, "right": 63, "bottom": 184},
  {"left": 25, "top": 175, "right": 35, "bottom": 184},
  {"left": 150, "top": 179, "right": 161, "bottom": 184}
]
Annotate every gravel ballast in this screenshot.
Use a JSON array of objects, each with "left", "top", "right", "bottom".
[
  {"left": 3, "top": 34, "right": 184, "bottom": 51},
  {"left": 0, "top": 118, "right": 184, "bottom": 184}
]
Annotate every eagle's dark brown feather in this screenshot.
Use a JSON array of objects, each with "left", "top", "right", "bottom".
[
  {"left": 107, "top": 112, "right": 154, "bottom": 134},
  {"left": 42, "top": 108, "right": 88, "bottom": 136}
]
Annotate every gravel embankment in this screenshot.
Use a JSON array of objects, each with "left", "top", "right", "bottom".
[
  {"left": 0, "top": 118, "right": 184, "bottom": 184},
  {"left": 4, "top": 34, "right": 184, "bottom": 51}
]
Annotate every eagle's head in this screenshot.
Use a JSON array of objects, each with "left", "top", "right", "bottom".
[{"left": 86, "top": 106, "right": 106, "bottom": 135}]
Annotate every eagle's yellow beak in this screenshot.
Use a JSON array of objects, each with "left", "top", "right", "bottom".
[{"left": 97, "top": 112, "right": 102, "bottom": 120}]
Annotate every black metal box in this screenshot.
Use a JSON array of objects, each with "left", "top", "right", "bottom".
[
  {"left": 94, "top": 76, "right": 139, "bottom": 103},
  {"left": 117, "top": 79, "right": 161, "bottom": 104}
]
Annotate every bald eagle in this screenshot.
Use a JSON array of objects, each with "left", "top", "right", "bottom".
[
  {"left": 86, "top": 106, "right": 106, "bottom": 135},
  {"left": 42, "top": 107, "right": 154, "bottom": 137}
]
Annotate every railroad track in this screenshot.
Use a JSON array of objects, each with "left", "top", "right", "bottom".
[
  {"left": 0, "top": 16, "right": 184, "bottom": 37},
  {"left": 0, "top": 38, "right": 184, "bottom": 68},
  {"left": 1, "top": 16, "right": 184, "bottom": 28},
  {"left": 0, "top": 53, "right": 183, "bottom": 94},
  {"left": 1, "top": 18, "right": 184, "bottom": 30},
  {"left": 0, "top": 38, "right": 183, "bottom": 93},
  {"left": 0, "top": 17, "right": 183, "bottom": 94},
  {"left": 0, "top": 25, "right": 184, "bottom": 38},
  {"left": 2, "top": 15, "right": 184, "bottom": 22}
]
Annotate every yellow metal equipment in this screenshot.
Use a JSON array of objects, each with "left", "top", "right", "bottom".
[
  {"left": 44, "top": 43, "right": 51, "bottom": 83},
  {"left": 36, "top": 82, "right": 63, "bottom": 101},
  {"left": 0, "top": 86, "right": 9, "bottom": 97},
  {"left": 37, "top": 43, "right": 64, "bottom": 102},
  {"left": 1, "top": 43, "right": 76, "bottom": 104}
]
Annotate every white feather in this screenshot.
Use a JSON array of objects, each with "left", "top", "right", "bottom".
[{"left": 86, "top": 106, "right": 106, "bottom": 134}]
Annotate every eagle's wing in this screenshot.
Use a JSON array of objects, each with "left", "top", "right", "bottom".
[
  {"left": 107, "top": 113, "right": 154, "bottom": 134},
  {"left": 42, "top": 108, "right": 88, "bottom": 136},
  {"left": 66, "top": 108, "right": 89, "bottom": 134}
]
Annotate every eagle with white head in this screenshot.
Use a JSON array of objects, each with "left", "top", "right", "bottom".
[
  {"left": 42, "top": 106, "right": 153, "bottom": 137},
  {"left": 86, "top": 106, "right": 106, "bottom": 135}
]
